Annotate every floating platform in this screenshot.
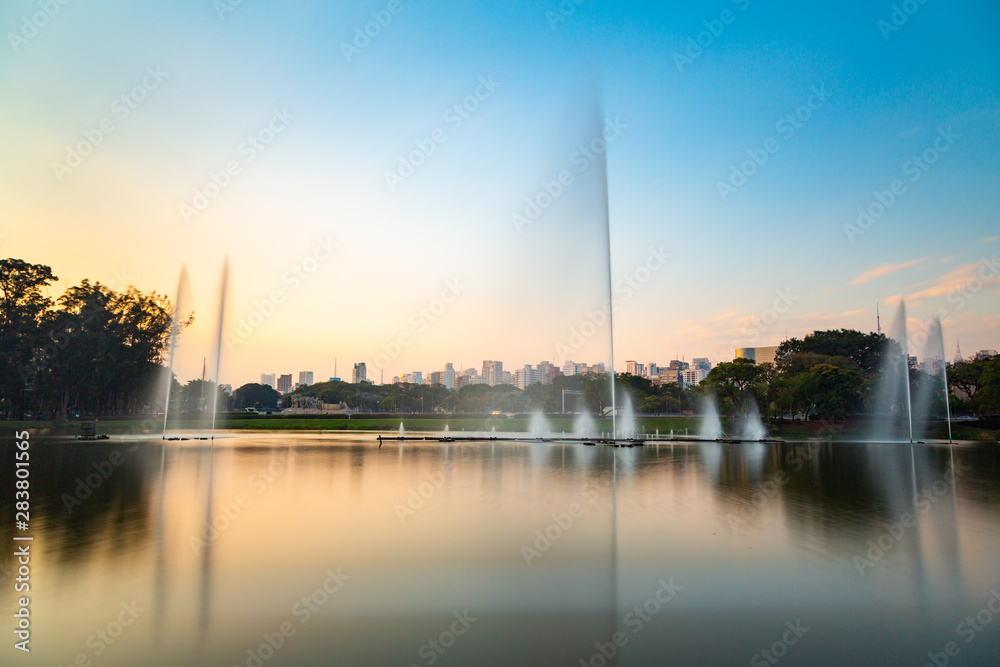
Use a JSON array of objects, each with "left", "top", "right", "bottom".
[{"left": 378, "top": 435, "right": 783, "bottom": 448}]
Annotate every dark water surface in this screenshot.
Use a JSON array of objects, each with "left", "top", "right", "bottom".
[{"left": 1, "top": 432, "right": 999, "bottom": 666}]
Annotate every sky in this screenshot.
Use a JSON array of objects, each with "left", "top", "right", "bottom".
[{"left": 1, "top": 0, "right": 998, "bottom": 388}]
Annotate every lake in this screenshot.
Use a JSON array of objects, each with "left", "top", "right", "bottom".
[{"left": 2, "top": 432, "right": 999, "bottom": 665}]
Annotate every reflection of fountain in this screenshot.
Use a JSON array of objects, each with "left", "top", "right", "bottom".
[
  {"left": 575, "top": 412, "right": 596, "bottom": 437},
  {"left": 740, "top": 397, "right": 767, "bottom": 441},
  {"left": 699, "top": 395, "right": 723, "bottom": 440}
]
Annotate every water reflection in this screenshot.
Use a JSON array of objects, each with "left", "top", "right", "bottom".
[{"left": 0, "top": 434, "right": 997, "bottom": 666}]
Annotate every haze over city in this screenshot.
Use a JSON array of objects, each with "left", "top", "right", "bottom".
[{"left": 3, "top": 0, "right": 997, "bottom": 389}]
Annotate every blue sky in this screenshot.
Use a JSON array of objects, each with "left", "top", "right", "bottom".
[{"left": 1, "top": 0, "right": 998, "bottom": 386}]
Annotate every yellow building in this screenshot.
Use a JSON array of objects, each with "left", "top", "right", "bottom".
[{"left": 735, "top": 346, "right": 779, "bottom": 365}]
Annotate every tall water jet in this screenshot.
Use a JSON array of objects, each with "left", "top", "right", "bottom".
[
  {"left": 911, "top": 317, "right": 953, "bottom": 442},
  {"left": 698, "top": 394, "right": 723, "bottom": 440},
  {"left": 871, "top": 301, "right": 914, "bottom": 442},
  {"left": 162, "top": 267, "right": 190, "bottom": 438},
  {"left": 209, "top": 260, "right": 229, "bottom": 440}
]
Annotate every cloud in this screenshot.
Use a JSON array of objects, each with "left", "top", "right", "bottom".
[
  {"left": 983, "top": 235, "right": 1000, "bottom": 245},
  {"left": 850, "top": 258, "right": 927, "bottom": 285},
  {"left": 907, "top": 261, "right": 989, "bottom": 300}
]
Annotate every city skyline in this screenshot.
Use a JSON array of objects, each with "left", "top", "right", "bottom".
[{"left": 3, "top": 1, "right": 998, "bottom": 389}]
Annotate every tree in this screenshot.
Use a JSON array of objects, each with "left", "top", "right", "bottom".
[
  {"left": 795, "top": 364, "right": 863, "bottom": 422},
  {"left": 234, "top": 383, "right": 280, "bottom": 410},
  {"left": 949, "top": 357, "right": 989, "bottom": 408},
  {"left": 975, "top": 356, "right": 1000, "bottom": 415},
  {"left": 703, "top": 358, "right": 764, "bottom": 416},
  {"left": 0, "top": 259, "right": 57, "bottom": 418},
  {"left": 776, "top": 329, "right": 886, "bottom": 379}
]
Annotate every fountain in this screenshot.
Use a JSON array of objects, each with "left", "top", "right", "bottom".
[
  {"left": 208, "top": 260, "right": 229, "bottom": 440},
  {"left": 161, "top": 267, "right": 190, "bottom": 438},
  {"left": 739, "top": 397, "right": 767, "bottom": 441},
  {"left": 575, "top": 411, "right": 596, "bottom": 438},
  {"left": 617, "top": 394, "right": 636, "bottom": 439},
  {"left": 698, "top": 394, "right": 723, "bottom": 440},
  {"left": 870, "top": 301, "right": 915, "bottom": 442},
  {"left": 398, "top": 422, "right": 404, "bottom": 438},
  {"left": 529, "top": 411, "right": 550, "bottom": 439}
]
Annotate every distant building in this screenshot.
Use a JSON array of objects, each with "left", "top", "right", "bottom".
[
  {"left": 482, "top": 360, "right": 503, "bottom": 386},
  {"left": 735, "top": 346, "right": 779, "bottom": 365},
  {"left": 443, "top": 363, "right": 456, "bottom": 390},
  {"left": 976, "top": 349, "right": 998, "bottom": 360},
  {"left": 562, "top": 360, "right": 581, "bottom": 376},
  {"left": 655, "top": 369, "right": 680, "bottom": 386},
  {"left": 692, "top": 358, "right": 712, "bottom": 376},
  {"left": 680, "top": 369, "right": 702, "bottom": 386},
  {"left": 277, "top": 374, "right": 292, "bottom": 393},
  {"left": 668, "top": 359, "right": 690, "bottom": 371},
  {"left": 429, "top": 371, "right": 443, "bottom": 386},
  {"left": 260, "top": 373, "right": 276, "bottom": 389},
  {"left": 545, "top": 365, "right": 563, "bottom": 384},
  {"left": 625, "top": 360, "right": 645, "bottom": 377},
  {"left": 647, "top": 363, "right": 659, "bottom": 378},
  {"left": 352, "top": 363, "right": 367, "bottom": 384},
  {"left": 536, "top": 361, "right": 553, "bottom": 383},
  {"left": 514, "top": 365, "right": 542, "bottom": 390},
  {"left": 298, "top": 371, "right": 314, "bottom": 386}
]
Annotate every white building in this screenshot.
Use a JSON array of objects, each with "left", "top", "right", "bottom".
[
  {"left": 443, "top": 363, "right": 456, "bottom": 390},
  {"left": 298, "top": 371, "right": 314, "bottom": 386},
  {"left": 260, "top": 373, "right": 276, "bottom": 389},
  {"left": 352, "top": 363, "right": 367, "bottom": 384}
]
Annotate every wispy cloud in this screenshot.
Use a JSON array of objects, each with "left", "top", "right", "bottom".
[
  {"left": 983, "top": 235, "right": 1000, "bottom": 245},
  {"left": 907, "top": 261, "right": 984, "bottom": 300},
  {"left": 850, "top": 258, "right": 927, "bottom": 286}
]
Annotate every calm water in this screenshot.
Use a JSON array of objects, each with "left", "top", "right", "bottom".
[{"left": 2, "top": 432, "right": 999, "bottom": 666}]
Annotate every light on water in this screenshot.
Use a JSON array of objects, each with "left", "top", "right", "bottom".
[{"left": 10, "top": 433, "right": 998, "bottom": 666}]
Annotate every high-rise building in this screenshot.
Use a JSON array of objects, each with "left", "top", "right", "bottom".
[
  {"left": 680, "top": 369, "right": 703, "bottom": 386},
  {"left": 298, "top": 371, "right": 314, "bottom": 386},
  {"left": 625, "top": 360, "right": 645, "bottom": 377},
  {"left": 514, "top": 365, "right": 542, "bottom": 389},
  {"left": 352, "top": 363, "right": 367, "bottom": 384},
  {"left": 277, "top": 374, "right": 292, "bottom": 393},
  {"left": 482, "top": 360, "right": 503, "bottom": 386},
  {"left": 562, "top": 360, "right": 581, "bottom": 376},
  {"left": 260, "top": 373, "right": 276, "bottom": 389},
  {"left": 692, "top": 358, "right": 712, "bottom": 376},
  {"left": 536, "top": 361, "right": 552, "bottom": 383},
  {"left": 976, "top": 349, "right": 998, "bottom": 360},
  {"left": 647, "top": 363, "right": 659, "bottom": 378},
  {"left": 429, "top": 371, "right": 443, "bottom": 386},
  {"left": 545, "top": 365, "right": 563, "bottom": 384},
  {"left": 443, "top": 363, "right": 456, "bottom": 390}
]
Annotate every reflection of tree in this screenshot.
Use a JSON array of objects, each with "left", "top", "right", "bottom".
[{"left": 0, "top": 440, "right": 155, "bottom": 566}]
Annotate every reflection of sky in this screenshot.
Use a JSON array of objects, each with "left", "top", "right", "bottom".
[
  {"left": 7, "top": 434, "right": 1000, "bottom": 665},
  {"left": 2, "top": 1, "right": 998, "bottom": 386}
]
